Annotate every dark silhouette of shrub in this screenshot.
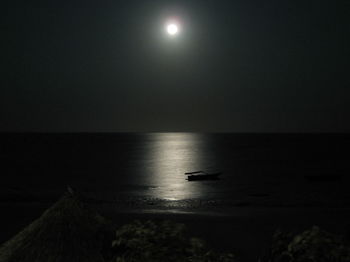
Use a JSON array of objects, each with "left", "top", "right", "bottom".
[
  {"left": 111, "top": 220, "right": 236, "bottom": 262},
  {"left": 267, "top": 226, "right": 350, "bottom": 262}
]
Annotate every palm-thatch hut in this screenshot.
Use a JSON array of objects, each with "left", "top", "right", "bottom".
[{"left": 0, "top": 188, "right": 109, "bottom": 262}]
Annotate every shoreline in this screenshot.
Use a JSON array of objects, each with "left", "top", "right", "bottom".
[{"left": 1, "top": 201, "right": 350, "bottom": 261}]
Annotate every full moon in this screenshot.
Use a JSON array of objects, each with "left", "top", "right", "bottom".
[{"left": 166, "top": 24, "right": 178, "bottom": 35}]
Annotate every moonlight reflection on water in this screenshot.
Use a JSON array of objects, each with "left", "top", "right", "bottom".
[{"left": 145, "top": 133, "right": 218, "bottom": 200}]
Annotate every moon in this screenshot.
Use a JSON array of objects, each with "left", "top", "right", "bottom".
[{"left": 166, "top": 23, "right": 179, "bottom": 36}]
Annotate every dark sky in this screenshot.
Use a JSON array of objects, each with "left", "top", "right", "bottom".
[{"left": 1, "top": 0, "right": 349, "bottom": 132}]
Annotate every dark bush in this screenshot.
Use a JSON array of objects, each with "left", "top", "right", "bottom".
[
  {"left": 267, "top": 226, "right": 350, "bottom": 262},
  {"left": 111, "top": 220, "right": 236, "bottom": 262}
]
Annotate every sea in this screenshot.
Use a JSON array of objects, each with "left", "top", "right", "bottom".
[{"left": 1, "top": 132, "right": 350, "bottom": 209}]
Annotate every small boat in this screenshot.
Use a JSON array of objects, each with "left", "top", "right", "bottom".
[{"left": 185, "top": 171, "right": 222, "bottom": 181}]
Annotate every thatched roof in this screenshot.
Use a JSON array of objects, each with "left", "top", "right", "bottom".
[{"left": 0, "top": 188, "right": 108, "bottom": 262}]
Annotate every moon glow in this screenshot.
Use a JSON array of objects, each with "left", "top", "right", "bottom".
[{"left": 166, "top": 24, "right": 179, "bottom": 35}]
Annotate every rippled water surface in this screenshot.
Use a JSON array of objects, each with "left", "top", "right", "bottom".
[{"left": 1, "top": 133, "right": 350, "bottom": 206}]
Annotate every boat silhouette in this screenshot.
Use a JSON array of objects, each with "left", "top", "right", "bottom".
[{"left": 185, "top": 170, "right": 222, "bottom": 181}]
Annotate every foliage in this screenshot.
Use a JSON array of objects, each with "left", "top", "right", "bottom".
[
  {"left": 111, "top": 220, "right": 236, "bottom": 262},
  {"left": 268, "top": 226, "right": 350, "bottom": 262}
]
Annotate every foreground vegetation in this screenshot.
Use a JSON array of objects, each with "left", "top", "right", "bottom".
[
  {"left": 109, "top": 221, "right": 350, "bottom": 262},
  {"left": 265, "top": 226, "right": 350, "bottom": 262},
  {"left": 1, "top": 191, "right": 350, "bottom": 261},
  {"left": 111, "top": 220, "right": 236, "bottom": 262}
]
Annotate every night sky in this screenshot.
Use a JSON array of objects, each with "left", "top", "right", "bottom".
[{"left": 1, "top": 0, "right": 349, "bottom": 132}]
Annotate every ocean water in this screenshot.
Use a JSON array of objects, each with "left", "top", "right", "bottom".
[{"left": 1, "top": 133, "right": 350, "bottom": 208}]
